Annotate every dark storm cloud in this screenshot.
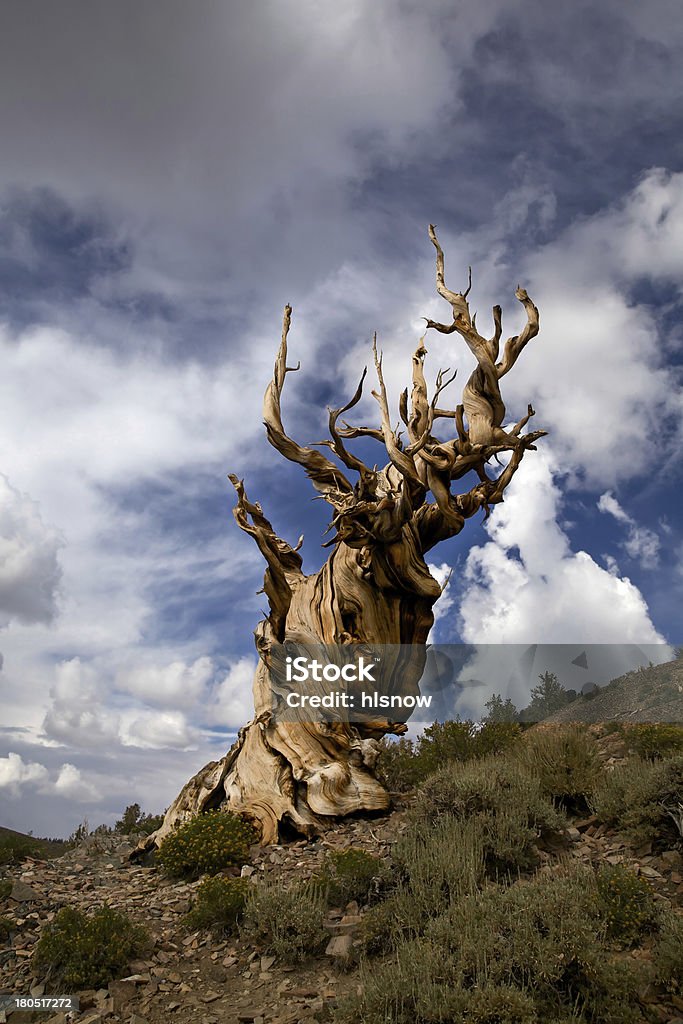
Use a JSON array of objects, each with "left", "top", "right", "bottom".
[
  {"left": 1, "top": 1, "right": 681, "bottom": 355},
  {"left": 0, "top": 187, "right": 130, "bottom": 328},
  {"left": 0, "top": 1, "right": 466, "bottom": 301}
]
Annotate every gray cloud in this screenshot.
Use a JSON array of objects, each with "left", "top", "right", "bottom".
[{"left": 0, "top": 474, "right": 64, "bottom": 626}]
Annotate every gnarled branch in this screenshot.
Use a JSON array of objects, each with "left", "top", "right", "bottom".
[{"left": 263, "top": 305, "right": 354, "bottom": 501}]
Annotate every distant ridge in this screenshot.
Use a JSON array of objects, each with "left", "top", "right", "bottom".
[
  {"left": 0, "top": 824, "right": 67, "bottom": 859},
  {"left": 543, "top": 657, "right": 683, "bottom": 724}
]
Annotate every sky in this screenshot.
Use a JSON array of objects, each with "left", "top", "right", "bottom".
[{"left": 1, "top": 0, "right": 682, "bottom": 837}]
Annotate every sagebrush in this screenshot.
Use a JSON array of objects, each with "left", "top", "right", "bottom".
[
  {"left": 185, "top": 875, "right": 250, "bottom": 936},
  {"left": 33, "top": 905, "right": 149, "bottom": 989},
  {"left": 241, "top": 878, "right": 328, "bottom": 963}
]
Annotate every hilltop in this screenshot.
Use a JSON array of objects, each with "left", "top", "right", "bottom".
[
  {"left": 544, "top": 657, "right": 683, "bottom": 724},
  {"left": 0, "top": 827, "right": 68, "bottom": 865}
]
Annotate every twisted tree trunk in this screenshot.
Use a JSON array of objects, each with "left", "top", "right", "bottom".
[{"left": 134, "top": 226, "right": 545, "bottom": 854}]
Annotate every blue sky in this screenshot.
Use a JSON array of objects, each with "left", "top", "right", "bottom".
[{"left": 0, "top": 0, "right": 682, "bottom": 837}]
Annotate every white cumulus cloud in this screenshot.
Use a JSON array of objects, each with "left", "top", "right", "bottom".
[
  {"left": 53, "top": 763, "right": 100, "bottom": 802},
  {"left": 598, "top": 491, "right": 661, "bottom": 569},
  {"left": 427, "top": 562, "right": 455, "bottom": 637},
  {"left": 42, "top": 658, "right": 120, "bottom": 748},
  {"left": 458, "top": 448, "right": 664, "bottom": 646},
  {"left": 116, "top": 656, "right": 214, "bottom": 709},
  {"left": 120, "top": 710, "right": 200, "bottom": 750},
  {"left": 0, "top": 751, "right": 49, "bottom": 796},
  {"left": 209, "top": 657, "right": 258, "bottom": 729}
]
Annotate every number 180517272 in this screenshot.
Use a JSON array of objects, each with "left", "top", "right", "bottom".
[{"left": 0, "top": 995, "right": 79, "bottom": 1012}]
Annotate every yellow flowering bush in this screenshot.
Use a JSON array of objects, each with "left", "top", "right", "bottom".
[
  {"left": 596, "top": 863, "right": 660, "bottom": 947},
  {"left": 156, "top": 809, "right": 258, "bottom": 879},
  {"left": 625, "top": 723, "right": 683, "bottom": 761}
]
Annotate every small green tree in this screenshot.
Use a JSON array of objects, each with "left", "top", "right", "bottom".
[
  {"left": 483, "top": 694, "right": 518, "bottom": 724},
  {"left": 116, "top": 803, "right": 142, "bottom": 833},
  {"left": 115, "top": 803, "right": 165, "bottom": 836},
  {"left": 520, "top": 672, "right": 570, "bottom": 722}
]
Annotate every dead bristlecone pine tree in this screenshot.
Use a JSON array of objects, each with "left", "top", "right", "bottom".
[{"left": 134, "top": 225, "right": 546, "bottom": 853}]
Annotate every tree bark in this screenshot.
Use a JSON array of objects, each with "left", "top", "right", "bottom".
[{"left": 133, "top": 226, "right": 546, "bottom": 855}]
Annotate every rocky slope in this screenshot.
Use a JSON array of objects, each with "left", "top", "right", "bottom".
[
  {"left": 545, "top": 658, "right": 683, "bottom": 723},
  {"left": 1, "top": 738, "right": 682, "bottom": 1024}
]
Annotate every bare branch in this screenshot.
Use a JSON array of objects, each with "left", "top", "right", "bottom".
[
  {"left": 490, "top": 304, "right": 503, "bottom": 360},
  {"left": 337, "top": 422, "right": 385, "bottom": 443},
  {"left": 455, "top": 404, "right": 469, "bottom": 446},
  {"left": 424, "top": 229, "right": 542, "bottom": 447},
  {"left": 371, "top": 334, "right": 425, "bottom": 501},
  {"left": 428, "top": 223, "right": 470, "bottom": 319},
  {"left": 497, "top": 288, "right": 540, "bottom": 377},
  {"left": 228, "top": 474, "right": 302, "bottom": 640},
  {"left": 408, "top": 340, "right": 430, "bottom": 444},
  {"left": 317, "top": 368, "right": 376, "bottom": 481},
  {"left": 510, "top": 403, "right": 535, "bottom": 437},
  {"left": 263, "top": 305, "right": 354, "bottom": 501}
]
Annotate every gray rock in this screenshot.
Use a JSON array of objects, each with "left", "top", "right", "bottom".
[
  {"left": 108, "top": 978, "right": 137, "bottom": 1012},
  {"left": 10, "top": 880, "right": 44, "bottom": 902},
  {"left": 325, "top": 934, "right": 354, "bottom": 957}
]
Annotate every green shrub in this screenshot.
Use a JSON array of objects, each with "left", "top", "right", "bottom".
[
  {"left": 33, "top": 905, "right": 149, "bottom": 989},
  {"left": 337, "top": 939, "right": 541, "bottom": 1024},
  {"left": 392, "top": 815, "right": 486, "bottom": 928},
  {"left": 513, "top": 726, "right": 600, "bottom": 810},
  {"left": 375, "top": 737, "right": 421, "bottom": 792},
  {"left": 241, "top": 878, "right": 328, "bottom": 963},
  {"left": 156, "top": 810, "right": 258, "bottom": 879},
  {"left": 0, "top": 915, "right": 16, "bottom": 939},
  {"left": 338, "top": 867, "right": 645, "bottom": 1024},
  {"left": 591, "top": 755, "right": 683, "bottom": 849},
  {"left": 595, "top": 863, "right": 660, "bottom": 947},
  {"left": 377, "top": 721, "right": 523, "bottom": 790},
  {"left": 413, "top": 755, "right": 560, "bottom": 828},
  {"left": 601, "top": 721, "right": 624, "bottom": 737},
  {"left": 323, "top": 847, "right": 389, "bottom": 906},
  {"left": 654, "top": 911, "right": 683, "bottom": 993},
  {"left": 356, "top": 889, "right": 426, "bottom": 957},
  {"left": 590, "top": 759, "right": 645, "bottom": 827},
  {"left": 474, "top": 720, "right": 523, "bottom": 758},
  {"left": 415, "top": 719, "right": 478, "bottom": 776},
  {"left": 184, "top": 875, "right": 249, "bottom": 936},
  {"left": 0, "top": 877, "right": 12, "bottom": 899},
  {"left": 409, "top": 755, "right": 565, "bottom": 881},
  {"left": 625, "top": 724, "right": 683, "bottom": 761}
]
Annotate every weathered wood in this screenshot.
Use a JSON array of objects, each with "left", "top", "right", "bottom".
[{"left": 133, "top": 227, "right": 545, "bottom": 855}]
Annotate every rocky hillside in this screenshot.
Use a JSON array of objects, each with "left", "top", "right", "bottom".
[
  {"left": 1, "top": 810, "right": 409, "bottom": 1024},
  {"left": 1, "top": 729, "right": 682, "bottom": 1024},
  {"left": 545, "top": 658, "right": 683, "bottom": 723}
]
